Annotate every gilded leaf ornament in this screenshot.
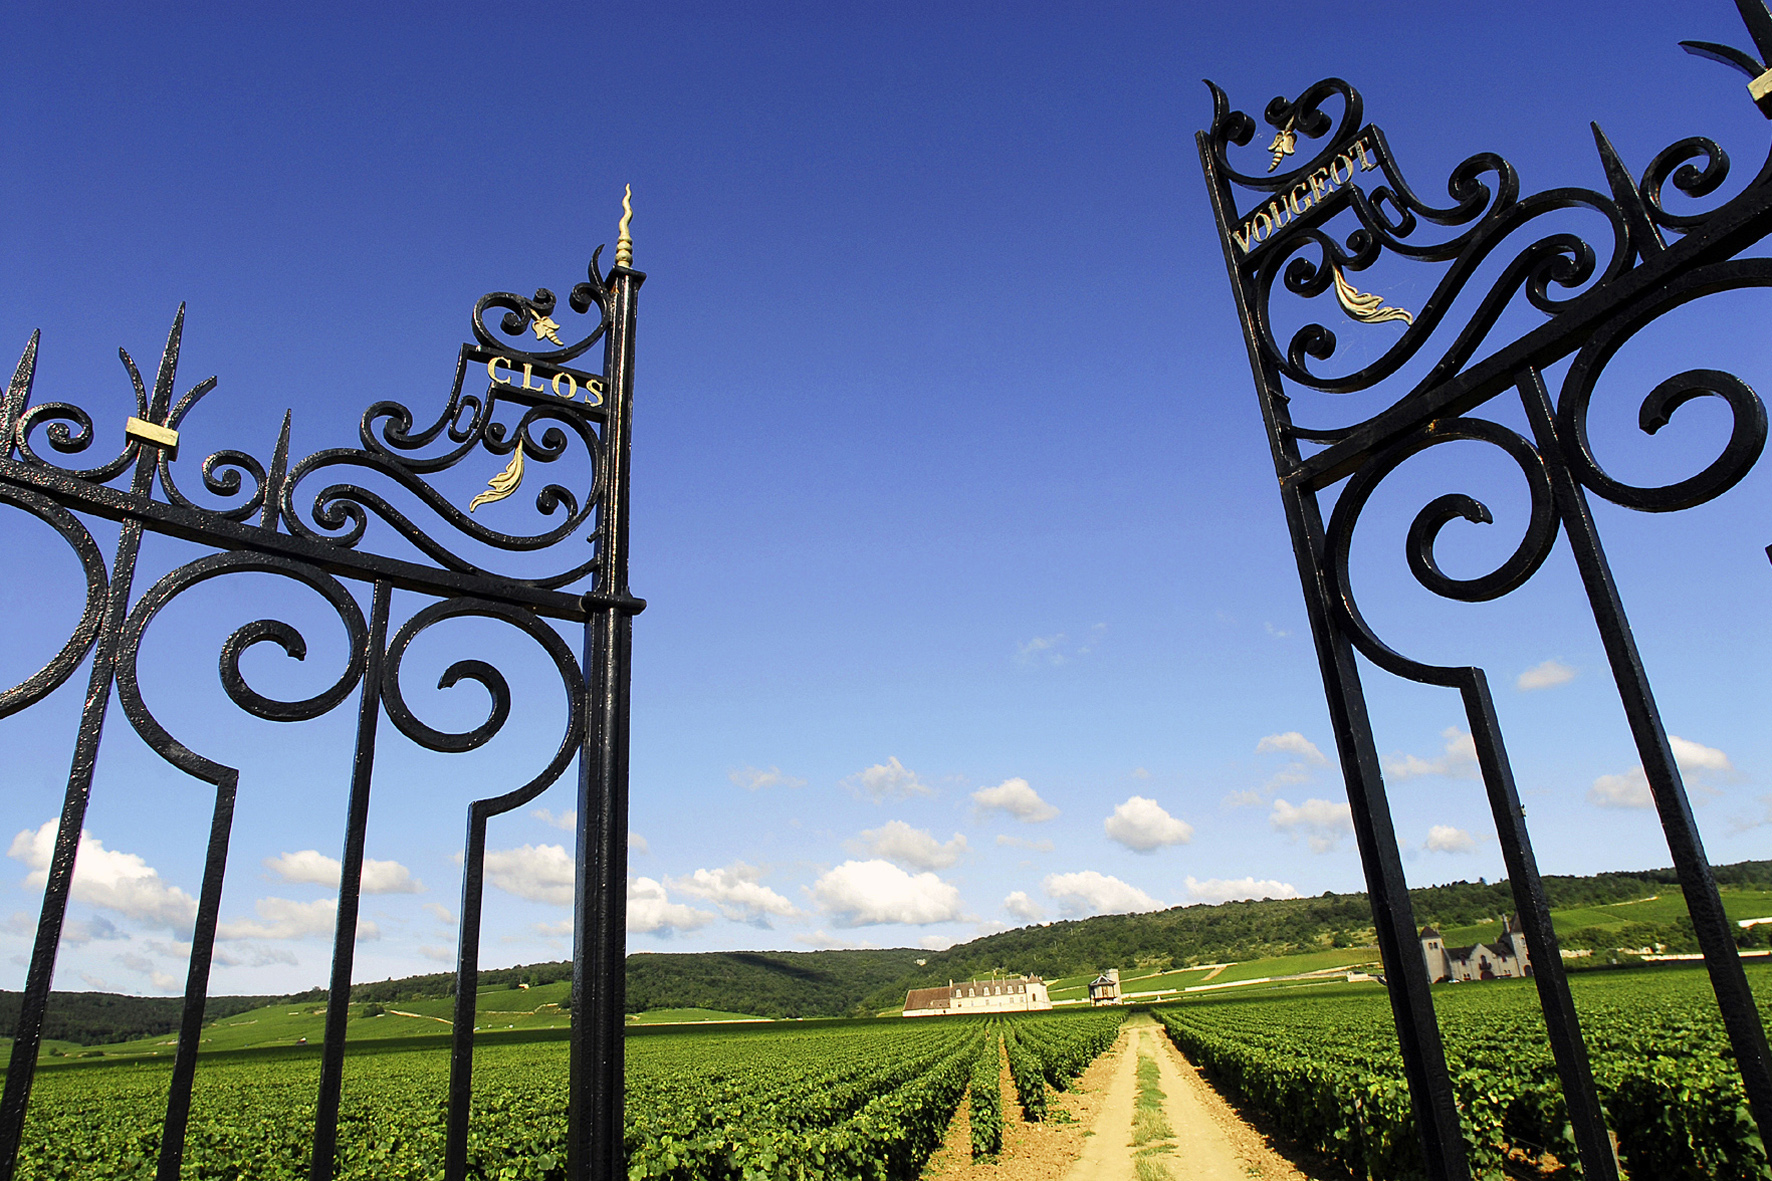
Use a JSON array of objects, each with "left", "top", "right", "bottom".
[
  {"left": 1330, "top": 266, "right": 1413, "bottom": 326},
  {"left": 530, "top": 315, "right": 564, "bottom": 346},
  {"left": 468, "top": 442, "right": 525, "bottom": 513},
  {"left": 1267, "top": 121, "right": 1297, "bottom": 172}
]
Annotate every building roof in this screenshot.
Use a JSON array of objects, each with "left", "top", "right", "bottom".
[
  {"left": 903, "top": 986, "right": 950, "bottom": 1011},
  {"left": 1419, "top": 926, "right": 1441, "bottom": 939}
]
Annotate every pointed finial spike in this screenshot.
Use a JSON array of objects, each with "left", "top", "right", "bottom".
[
  {"left": 1591, "top": 122, "right": 1666, "bottom": 258},
  {"left": 260, "top": 410, "right": 293, "bottom": 531},
  {"left": 1736, "top": 0, "right": 1772, "bottom": 69},
  {"left": 615, "top": 184, "right": 634, "bottom": 269}
]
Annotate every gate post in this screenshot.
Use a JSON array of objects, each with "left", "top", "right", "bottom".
[{"left": 571, "top": 188, "right": 646, "bottom": 1180}]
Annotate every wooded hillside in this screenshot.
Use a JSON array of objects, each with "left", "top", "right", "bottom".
[{"left": 15, "top": 858, "right": 1768, "bottom": 1043}]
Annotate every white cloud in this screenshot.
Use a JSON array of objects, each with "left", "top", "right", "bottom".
[
  {"left": 1516, "top": 660, "right": 1576, "bottom": 691},
  {"left": 355, "top": 857, "right": 422, "bottom": 894},
  {"left": 418, "top": 944, "right": 455, "bottom": 962},
  {"left": 1385, "top": 727, "right": 1478, "bottom": 780},
  {"left": 812, "top": 860, "right": 964, "bottom": 927},
  {"left": 1182, "top": 876, "right": 1299, "bottom": 904},
  {"left": 210, "top": 943, "right": 298, "bottom": 968},
  {"left": 263, "top": 849, "right": 421, "bottom": 895},
  {"left": 666, "top": 862, "right": 798, "bottom": 924},
  {"left": 1003, "top": 890, "right": 1046, "bottom": 922},
  {"left": 62, "top": 915, "right": 124, "bottom": 945},
  {"left": 843, "top": 757, "right": 931, "bottom": 802},
  {"left": 8, "top": 821, "right": 198, "bottom": 930},
  {"left": 630, "top": 832, "right": 649, "bottom": 856},
  {"left": 1103, "top": 797, "right": 1194, "bottom": 852},
  {"left": 1669, "top": 736, "right": 1733, "bottom": 776},
  {"left": 1017, "top": 633, "right": 1068, "bottom": 666},
  {"left": 1270, "top": 797, "right": 1355, "bottom": 853},
  {"left": 995, "top": 835, "right": 1055, "bottom": 852},
  {"left": 150, "top": 971, "right": 181, "bottom": 993},
  {"left": 1256, "top": 732, "right": 1327, "bottom": 764},
  {"left": 483, "top": 843, "right": 574, "bottom": 905},
  {"left": 1042, "top": 870, "right": 1164, "bottom": 917},
  {"left": 217, "top": 896, "right": 377, "bottom": 941},
  {"left": 1130, "top": 767, "right": 1152, "bottom": 779},
  {"left": 971, "top": 778, "right": 1059, "bottom": 822},
  {"left": 627, "top": 877, "right": 713, "bottom": 935},
  {"left": 1238, "top": 731, "right": 1330, "bottom": 807},
  {"left": 1424, "top": 825, "right": 1478, "bottom": 853},
  {"left": 729, "top": 765, "right": 807, "bottom": 790},
  {"left": 1589, "top": 769, "right": 1652, "bottom": 809},
  {"left": 264, "top": 849, "right": 339, "bottom": 886},
  {"left": 1589, "top": 735, "right": 1735, "bottom": 810},
  {"left": 423, "top": 902, "right": 456, "bottom": 925},
  {"left": 853, "top": 821, "right": 968, "bottom": 871},
  {"left": 793, "top": 930, "right": 880, "bottom": 951}
]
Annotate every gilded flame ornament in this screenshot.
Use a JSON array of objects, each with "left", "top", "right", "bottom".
[{"left": 1331, "top": 266, "right": 1413, "bottom": 326}]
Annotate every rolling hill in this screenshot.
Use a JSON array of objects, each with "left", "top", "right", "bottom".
[{"left": 10, "top": 858, "right": 1769, "bottom": 1047}]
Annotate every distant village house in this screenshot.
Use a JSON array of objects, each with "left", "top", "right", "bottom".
[
  {"left": 1420, "top": 915, "right": 1532, "bottom": 983},
  {"left": 902, "top": 974, "right": 1051, "bottom": 1017},
  {"left": 1088, "top": 968, "right": 1122, "bottom": 1005}
]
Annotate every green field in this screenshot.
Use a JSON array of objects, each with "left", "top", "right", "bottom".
[
  {"left": 627, "top": 1008, "right": 768, "bottom": 1024},
  {"left": 1437, "top": 888, "right": 1772, "bottom": 948},
  {"left": 33, "top": 982, "right": 574, "bottom": 1063},
  {"left": 1157, "top": 962, "right": 1772, "bottom": 1180},
  {"left": 12, "top": 1006, "right": 1128, "bottom": 1179}
]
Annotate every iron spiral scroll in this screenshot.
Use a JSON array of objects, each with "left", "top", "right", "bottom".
[
  {"left": 1199, "top": 3, "right": 1772, "bottom": 1178},
  {"left": 0, "top": 231, "right": 645, "bottom": 1181}
]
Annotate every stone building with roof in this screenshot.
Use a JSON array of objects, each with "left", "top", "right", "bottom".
[
  {"left": 902, "top": 974, "right": 1051, "bottom": 1017},
  {"left": 1420, "top": 915, "right": 1532, "bottom": 983}
]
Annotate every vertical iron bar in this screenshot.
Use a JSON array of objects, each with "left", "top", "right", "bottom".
[
  {"left": 569, "top": 261, "right": 641, "bottom": 1180},
  {"left": 0, "top": 530, "right": 136, "bottom": 1179},
  {"left": 1197, "top": 132, "right": 1470, "bottom": 1180},
  {"left": 1457, "top": 676, "right": 1619, "bottom": 1178},
  {"left": 154, "top": 771, "right": 239, "bottom": 1179},
  {"left": 445, "top": 806, "right": 491, "bottom": 1181},
  {"left": 308, "top": 580, "right": 390, "bottom": 1181},
  {"left": 0, "top": 311, "right": 186, "bottom": 1180},
  {"left": 1518, "top": 366, "right": 1772, "bottom": 1136}
]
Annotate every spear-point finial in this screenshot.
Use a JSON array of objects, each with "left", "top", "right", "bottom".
[{"left": 615, "top": 184, "right": 633, "bottom": 268}]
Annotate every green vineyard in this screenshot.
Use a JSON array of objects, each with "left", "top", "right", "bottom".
[
  {"left": 12, "top": 1009, "right": 1127, "bottom": 1181},
  {"left": 1156, "top": 963, "right": 1772, "bottom": 1180}
]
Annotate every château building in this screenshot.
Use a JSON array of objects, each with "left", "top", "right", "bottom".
[
  {"left": 1419, "top": 915, "right": 1533, "bottom": 983},
  {"left": 901, "top": 974, "right": 1052, "bottom": 1017}
]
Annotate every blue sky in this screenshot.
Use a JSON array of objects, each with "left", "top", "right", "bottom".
[{"left": 1, "top": 2, "right": 1769, "bottom": 996}]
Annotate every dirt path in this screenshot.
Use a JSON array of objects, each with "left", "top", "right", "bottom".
[
  {"left": 1058, "top": 1027, "right": 1138, "bottom": 1181},
  {"left": 923, "top": 1016, "right": 1340, "bottom": 1181},
  {"left": 1140, "top": 1023, "right": 1247, "bottom": 1180}
]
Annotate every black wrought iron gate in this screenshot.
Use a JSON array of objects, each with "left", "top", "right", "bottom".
[
  {"left": 1200, "top": 4, "right": 1772, "bottom": 1178},
  {"left": 0, "top": 199, "right": 643, "bottom": 1180}
]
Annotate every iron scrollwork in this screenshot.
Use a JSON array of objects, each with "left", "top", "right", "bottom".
[
  {"left": 0, "top": 215, "right": 645, "bottom": 1181},
  {"left": 1200, "top": 5, "right": 1772, "bottom": 1178}
]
